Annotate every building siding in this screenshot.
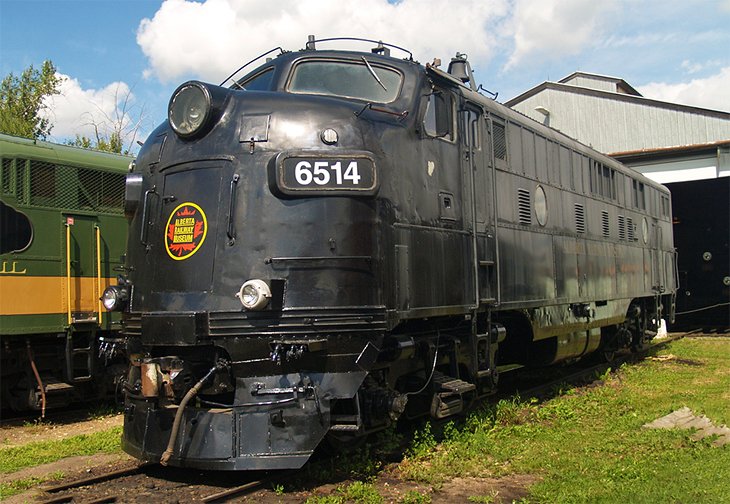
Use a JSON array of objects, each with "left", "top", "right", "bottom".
[{"left": 509, "top": 87, "right": 730, "bottom": 154}]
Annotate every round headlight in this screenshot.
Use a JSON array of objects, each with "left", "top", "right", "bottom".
[
  {"left": 168, "top": 83, "right": 211, "bottom": 138},
  {"left": 236, "top": 279, "right": 272, "bottom": 311},
  {"left": 102, "top": 285, "right": 128, "bottom": 312}
]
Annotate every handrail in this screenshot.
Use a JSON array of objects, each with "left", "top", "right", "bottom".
[
  {"left": 95, "top": 225, "right": 102, "bottom": 326},
  {"left": 65, "top": 223, "right": 72, "bottom": 325},
  {"left": 140, "top": 186, "right": 157, "bottom": 248}
]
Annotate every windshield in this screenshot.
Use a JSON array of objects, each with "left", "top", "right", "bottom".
[
  {"left": 288, "top": 60, "right": 402, "bottom": 103},
  {"left": 235, "top": 67, "right": 275, "bottom": 91}
]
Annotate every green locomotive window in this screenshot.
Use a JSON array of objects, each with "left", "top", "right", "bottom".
[{"left": 288, "top": 60, "right": 402, "bottom": 103}]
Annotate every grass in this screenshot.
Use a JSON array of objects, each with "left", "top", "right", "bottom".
[
  {"left": 0, "top": 426, "right": 123, "bottom": 498},
  {"left": 399, "top": 337, "right": 730, "bottom": 503},
  {"left": 3, "top": 338, "right": 728, "bottom": 502},
  {"left": 306, "top": 481, "right": 384, "bottom": 504},
  {"left": 0, "top": 426, "right": 123, "bottom": 474},
  {"left": 0, "top": 471, "right": 65, "bottom": 500}
]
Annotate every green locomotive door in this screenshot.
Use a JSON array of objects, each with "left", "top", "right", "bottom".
[
  {"left": 63, "top": 213, "right": 104, "bottom": 382},
  {"left": 63, "top": 214, "right": 103, "bottom": 325}
]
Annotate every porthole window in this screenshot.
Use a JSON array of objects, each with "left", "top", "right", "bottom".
[
  {"left": 0, "top": 201, "right": 33, "bottom": 253},
  {"left": 642, "top": 217, "right": 649, "bottom": 244},
  {"left": 534, "top": 185, "right": 548, "bottom": 226}
]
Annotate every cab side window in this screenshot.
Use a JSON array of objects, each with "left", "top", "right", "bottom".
[{"left": 423, "top": 88, "right": 454, "bottom": 141}]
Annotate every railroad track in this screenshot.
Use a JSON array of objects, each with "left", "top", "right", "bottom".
[
  {"left": 38, "top": 462, "right": 281, "bottom": 503},
  {"left": 33, "top": 331, "right": 698, "bottom": 503}
]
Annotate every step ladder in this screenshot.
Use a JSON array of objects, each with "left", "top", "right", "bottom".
[{"left": 65, "top": 330, "right": 94, "bottom": 383}]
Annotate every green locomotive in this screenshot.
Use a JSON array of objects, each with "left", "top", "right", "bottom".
[{"left": 0, "top": 133, "right": 131, "bottom": 413}]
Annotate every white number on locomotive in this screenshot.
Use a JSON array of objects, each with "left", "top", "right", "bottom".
[{"left": 294, "top": 161, "right": 362, "bottom": 186}]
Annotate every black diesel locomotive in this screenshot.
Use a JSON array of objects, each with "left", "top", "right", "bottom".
[{"left": 108, "top": 38, "right": 677, "bottom": 470}]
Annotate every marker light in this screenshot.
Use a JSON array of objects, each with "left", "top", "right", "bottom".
[
  {"left": 102, "top": 285, "right": 129, "bottom": 311},
  {"left": 236, "top": 279, "right": 272, "bottom": 311}
]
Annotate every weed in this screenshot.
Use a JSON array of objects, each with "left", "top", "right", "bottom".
[
  {"left": 596, "top": 366, "right": 613, "bottom": 382},
  {"left": 342, "top": 480, "right": 383, "bottom": 503},
  {"left": 408, "top": 422, "right": 436, "bottom": 458},
  {"left": 87, "top": 402, "right": 122, "bottom": 420},
  {"left": 306, "top": 481, "right": 383, "bottom": 504},
  {"left": 0, "top": 472, "right": 64, "bottom": 499},
  {"left": 305, "top": 494, "right": 344, "bottom": 504},
  {"left": 493, "top": 397, "right": 534, "bottom": 426},
  {"left": 372, "top": 423, "right": 405, "bottom": 454},
  {"left": 400, "top": 489, "right": 431, "bottom": 503},
  {"left": 20, "top": 418, "right": 48, "bottom": 429},
  {"left": 467, "top": 494, "right": 496, "bottom": 503}
]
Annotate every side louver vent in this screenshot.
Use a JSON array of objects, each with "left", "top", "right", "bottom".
[
  {"left": 618, "top": 215, "right": 626, "bottom": 240},
  {"left": 601, "top": 210, "right": 610, "bottom": 237},
  {"left": 574, "top": 203, "right": 586, "bottom": 234},
  {"left": 627, "top": 217, "right": 636, "bottom": 241},
  {"left": 517, "top": 188, "right": 531, "bottom": 225}
]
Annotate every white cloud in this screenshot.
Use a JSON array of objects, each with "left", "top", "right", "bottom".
[
  {"left": 637, "top": 67, "right": 730, "bottom": 112},
  {"left": 43, "top": 74, "right": 136, "bottom": 141},
  {"left": 505, "top": 0, "right": 619, "bottom": 69},
  {"left": 680, "top": 59, "right": 724, "bottom": 75},
  {"left": 136, "top": 0, "right": 509, "bottom": 84}
]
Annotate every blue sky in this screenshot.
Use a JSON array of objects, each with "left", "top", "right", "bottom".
[{"left": 1, "top": 0, "right": 729, "bottom": 153}]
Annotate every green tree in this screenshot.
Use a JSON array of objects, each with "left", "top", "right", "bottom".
[
  {"left": 69, "top": 131, "right": 124, "bottom": 155},
  {"left": 0, "top": 60, "right": 63, "bottom": 139}
]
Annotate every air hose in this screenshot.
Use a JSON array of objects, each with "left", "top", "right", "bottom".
[{"left": 160, "top": 361, "right": 226, "bottom": 466}]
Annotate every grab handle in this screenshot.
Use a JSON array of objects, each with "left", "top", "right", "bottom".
[
  {"left": 227, "top": 174, "right": 240, "bottom": 244},
  {"left": 139, "top": 185, "right": 157, "bottom": 249}
]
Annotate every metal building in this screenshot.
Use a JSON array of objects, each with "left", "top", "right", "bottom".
[{"left": 506, "top": 72, "right": 730, "bottom": 329}]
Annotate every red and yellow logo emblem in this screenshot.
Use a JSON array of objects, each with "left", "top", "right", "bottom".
[{"left": 164, "top": 202, "right": 207, "bottom": 260}]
